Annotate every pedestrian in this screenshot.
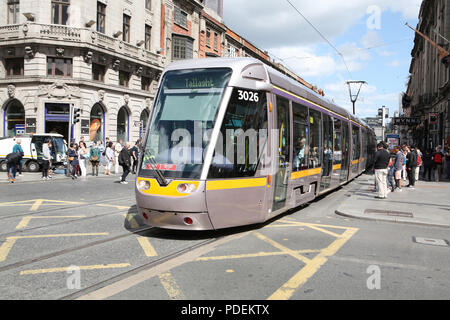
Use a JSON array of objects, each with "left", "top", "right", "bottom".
[
  {"left": 104, "top": 141, "right": 114, "bottom": 176},
  {"left": 131, "top": 140, "right": 140, "bottom": 174},
  {"left": 406, "top": 145, "right": 418, "bottom": 188},
  {"left": 393, "top": 146, "right": 403, "bottom": 191},
  {"left": 422, "top": 149, "right": 433, "bottom": 181},
  {"left": 42, "top": 139, "right": 52, "bottom": 180},
  {"left": 415, "top": 147, "right": 422, "bottom": 181},
  {"left": 373, "top": 142, "right": 390, "bottom": 199},
  {"left": 78, "top": 141, "right": 88, "bottom": 177},
  {"left": 5, "top": 152, "right": 21, "bottom": 183},
  {"left": 445, "top": 144, "right": 450, "bottom": 180},
  {"left": 118, "top": 142, "right": 131, "bottom": 184},
  {"left": 12, "top": 138, "right": 24, "bottom": 176},
  {"left": 98, "top": 140, "right": 105, "bottom": 166},
  {"left": 67, "top": 143, "right": 79, "bottom": 180},
  {"left": 387, "top": 156, "right": 396, "bottom": 192},
  {"left": 114, "top": 139, "right": 123, "bottom": 175},
  {"left": 402, "top": 146, "right": 408, "bottom": 181},
  {"left": 432, "top": 146, "right": 444, "bottom": 181},
  {"left": 89, "top": 141, "right": 100, "bottom": 176}
]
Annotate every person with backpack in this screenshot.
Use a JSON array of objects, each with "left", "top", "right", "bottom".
[
  {"left": 5, "top": 152, "right": 21, "bottom": 183},
  {"left": 406, "top": 145, "right": 418, "bottom": 188},
  {"left": 432, "top": 146, "right": 444, "bottom": 182},
  {"left": 12, "top": 139, "right": 24, "bottom": 176}
]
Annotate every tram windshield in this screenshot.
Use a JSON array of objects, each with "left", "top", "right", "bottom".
[{"left": 141, "top": 68, "right": 233, "bottom": 179}]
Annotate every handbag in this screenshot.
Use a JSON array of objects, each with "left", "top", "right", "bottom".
[
  {"left": 68, "top": 157, "right": 74, "bottom": 161},
  {"left": 91, "top": 156, "right": 98, "bottom": 161}
]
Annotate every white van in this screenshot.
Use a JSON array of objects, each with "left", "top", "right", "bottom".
[{"left": 0, "top": 133, "right": 67, "bottom": 172}]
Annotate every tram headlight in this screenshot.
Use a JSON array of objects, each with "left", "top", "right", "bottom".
[
  {"left": 137, "top": 180, "right": 151, "bottom": 191},
  {"left": 177, "top": 183, "right": 197, "bottom": 194}
]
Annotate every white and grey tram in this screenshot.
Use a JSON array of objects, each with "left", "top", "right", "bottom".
[{"left": 135, "top": 58, "right": 377, "bottom": 230}]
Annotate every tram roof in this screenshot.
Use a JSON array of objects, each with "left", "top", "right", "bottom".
[{"left": 164, "top": 58, "right": 371, "bottom": 131}]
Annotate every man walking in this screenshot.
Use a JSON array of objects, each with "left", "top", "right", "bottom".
[
  {"left": 433, "top": 146, "right": 444, "bottom": 181},
  {"left": 118, "top": 142, "right": 131, "bottom": 184},
  {"left": 373, "top": 142, "right": 390, "bottom": 199},
  {"left": 406, "top": 145, "right": 418, "bottom": 188},
  {"left": 5, "top": 152, "right": 21, "bottom": 183},
  {"left": 13, "top": 139, "right": 24, "bottom": 176}
]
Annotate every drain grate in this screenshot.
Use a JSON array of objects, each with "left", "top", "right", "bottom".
[
  {"left": 364, "top": 209, "right": 413, "bottom": 217},
  {"left": 412, "top": 237, "right": 450, "bottom": 247}
]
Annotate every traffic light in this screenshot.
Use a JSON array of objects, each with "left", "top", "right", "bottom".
[{"left": 72, "top": 107, "right": 80, "bottom": 125}]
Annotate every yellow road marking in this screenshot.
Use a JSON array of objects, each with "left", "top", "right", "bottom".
[
  {"left": 268, "top": 226, "right": 358, "bottom": 300},
  {"left": 0, "top": 233, "right": 109, "bottom": 262},
  {"left": 254, "top": 232, "right": 311, "bottom": 264},
  {"left": 15, "top": 215, "right": 86, "bottom": 229},
  {"left": 137, "top": 236, "right": 158, "bottom": 257},
  {"left": 196, "top": 249, "right": 321, "bottom": 262},
  {"left": 30, "top": 199, "right": 44, "bottom": 211},
  {"left": 20, "top": 263, "right": 131, "bottom": 275},
  {"left": 0, "top": 199, "right": 84, "bottom": 212},
  {"left": 122, "top": 214, "right": 140, "bottom": 229},
  {"left": 97, "top": 204, "right": 130, "bottom": 210},
  {"left": 158, "top": 272, "right": 186, "bottom": 300},
  {"left": 305, "top": 225, "right": 341, "bottom": 238}
]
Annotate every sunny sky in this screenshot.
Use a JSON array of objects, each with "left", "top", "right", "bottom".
[{"left": 223, "top": 0, "right": 423, "bottom": 119}]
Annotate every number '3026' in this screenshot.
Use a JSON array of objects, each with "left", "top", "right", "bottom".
[{"left": 238, "top": 90, "right": 259, "bottom": 102}]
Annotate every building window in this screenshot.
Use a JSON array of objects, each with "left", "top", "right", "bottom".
[
  {"left": 206, "top": 28, "right": 211, "bottom": 47},
  {"left": 92, "top": 63, "right": 105, "bottom": 82},
  {"left": 52, "top": 0, "right": 70, "bottom": 25},
  {"left": 47, "top": 57, "right": 72, "bottom": 77},
  {"left": 5, "top": 58, "right": 24, "bottom": 77},
  {"left": 174, "top": 6, "right": 187, "bottom": 29},
  {"left": 214, "top": 32, "right": 218, "bottom": 50},
  {"left": 97, "top": 2, "right": 106, "bottom": 33},
  {"left": 145, "top": 25, "right": 152, "bottom": 51},
  {"left": 172, "top": 35, "right": 193, "bottom": 60},
  {"left": 7, "top": 0, "right": 20, "bottom": 24},
  {"left": 145, "top": 0, "right": 151, "bottom": 10},
  {"left": 227, "top": 45, "right": 237, "bottom": 57},
  {"left": 123, "top": 14, "right": 131, "bottom": 43},
  {"left": 141, "top": 76, "right": 151, "bottom": 91},
  {"left": 119, "top": 70, "right": 130, "bottom": 87}
]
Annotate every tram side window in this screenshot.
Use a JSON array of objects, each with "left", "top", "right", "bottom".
[
  {"left": 352, "top": 125, "right": 360, "bottom": 160},
  {"left": 292, "top": 102, "right": 309, "bottom": 171},
  {"left": 361, "top": 129, "right": 367, "bottom": 160},
  {"left": 333, "top": 118, "right": 342, "bottom": 165},
  {"left": 208, "top": 88, "right": 268, "bottom": 178},
  {"left": 309, "top": 109, "right": 322, "bottom": 168}
]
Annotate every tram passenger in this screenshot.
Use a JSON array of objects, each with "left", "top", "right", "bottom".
[
  {"left": 293, "top": 137, "right": 307, "bottom": 170},
  {"left": 310, "top": 146, "right": 319, "bottom": 168}
]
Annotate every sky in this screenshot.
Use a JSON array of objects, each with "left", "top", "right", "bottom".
[{"left": 223, "top": 0, "right": 423, "bottom": 119}]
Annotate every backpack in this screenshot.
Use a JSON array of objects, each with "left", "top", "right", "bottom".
[{"left": 434, "top": 152, "right": 443, "bottom": 164}]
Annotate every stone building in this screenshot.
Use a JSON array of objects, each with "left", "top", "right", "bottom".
[
  {"left": 404, "top": 0, "right": 450, "bottom": 151},
  {"left": 0, "top": 0, "right": 323, "bottom": 144}
]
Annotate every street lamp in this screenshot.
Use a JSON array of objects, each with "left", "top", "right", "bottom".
[{"left": 346, "top": 80, "right": 367, "bottom": 115}]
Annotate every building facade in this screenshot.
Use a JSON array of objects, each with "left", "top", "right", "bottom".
[
  {"left": 1, "top": 0, "right": 322, "bottom": 144},
  {"left": 404, "top": 0, "right": 450, "bottom": 151}
]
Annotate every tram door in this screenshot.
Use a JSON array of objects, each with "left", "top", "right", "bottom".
[
  {"left": 340, "top": 121, "right": 350, "bottom": 182},
  {"left": 320, "top": 114, "right": 333, "bottom": 191},
  {"left": 272, "top": 96, "right": 290, "bottom": 212}
]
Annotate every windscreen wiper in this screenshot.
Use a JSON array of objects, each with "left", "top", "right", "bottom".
[{"left": 144, "top": 150, "right": 169, "bottom": 186}]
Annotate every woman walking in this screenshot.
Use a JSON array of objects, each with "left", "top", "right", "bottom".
[
  {"left": 78, "top": 141, "right": 88, "bottom": 177},
  {"left": 67, "top": 143, "right": 79, "bottom": 180},
  {"left": 104, "top": 141, "right": 114, "bottom": 176},
  {"left": 90, "top": 141, "right": 101, "bottom": 176}
]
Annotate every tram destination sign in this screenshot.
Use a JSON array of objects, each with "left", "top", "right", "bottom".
[{"left": 392, "top": 117, "right": 421, "bottom": 126}]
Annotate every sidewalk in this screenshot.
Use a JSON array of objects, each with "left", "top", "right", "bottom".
[
  {"left": 1, "top": 163, "right": 128, "bottom": 184},
  {"left": 336, "top": 174, "right": 450, "bottom": 228}
]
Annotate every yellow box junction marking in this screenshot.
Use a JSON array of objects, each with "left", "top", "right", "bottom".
[
  {"left": 195, "top": 219, "right": 358, "bottom": 300},
  {"left": 97, "top": 204, "right": 131, "bottom": 210},
  {"left": 158, "top": 272, "right": 187, "bottom": 300},
  {"left": 0, "top": 233, "right": 109, "bottom": 263},
  {"left": 20, "top": 263, "right": 131, "bottom": 275},
  {"left": 0, "top": 199, "right": 84, "bottom": 212},
  {"left": 137, "top": 237, "right": 158, "bottom": 257},
  {"left": 15, "top": 215, "right": 86, "bottom": 230}
]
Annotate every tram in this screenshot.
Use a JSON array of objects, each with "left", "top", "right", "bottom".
[{"left": 135, "top": 58, "right": 377, "bottom": 230}]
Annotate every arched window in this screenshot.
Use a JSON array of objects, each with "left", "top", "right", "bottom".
[
  {"left": 117, "top": 106, "right": 129, "bottom": 142},
  {"left": 4, "top": 99, "right": 25, "bottom": 137},
  {"left": 90, "top": 103, "right": 104, "bottom": 142},
  {"left": 140, "top": 109, "right": 149, "bottom": 138}
]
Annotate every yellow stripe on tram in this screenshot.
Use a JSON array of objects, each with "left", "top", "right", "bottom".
[
  {"left": 206, "top": 178, "right": 267, "bottom": 191},
  {"left": 290, "top": 168, "right": 322, "bottom": 180}
]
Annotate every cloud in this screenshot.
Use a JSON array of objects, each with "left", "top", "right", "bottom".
[{"left": 387, "top": 60, "right": 402, "bottom": 67}]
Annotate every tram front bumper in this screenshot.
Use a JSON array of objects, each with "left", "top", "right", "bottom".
[{"left": 138, "top": 209, "right": 214, "bottom": 231}]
